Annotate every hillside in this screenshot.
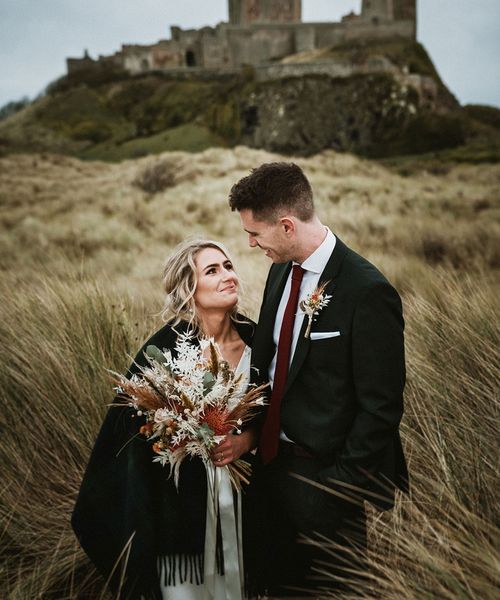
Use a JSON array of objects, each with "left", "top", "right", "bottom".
[
  {"left": 1, "top": 39, "right": 498, "bottom": 162},
  {"left": 1, "top": 146, "right": 498, "bottom": 300}
]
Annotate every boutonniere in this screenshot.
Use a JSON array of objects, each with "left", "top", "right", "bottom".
[{"left": 299, "top": 281, "right": 332, "bottom": 338}]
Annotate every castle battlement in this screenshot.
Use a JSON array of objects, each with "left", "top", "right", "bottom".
[{"left": 67, "top": 0, "right": 416, "bottom": 76}]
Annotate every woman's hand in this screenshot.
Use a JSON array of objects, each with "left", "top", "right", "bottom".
[{"left": 211, "top": 428, "right": 257, "bottom": 467}]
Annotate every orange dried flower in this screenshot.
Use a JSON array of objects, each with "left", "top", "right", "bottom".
[
  {"left": 202, "top": 407, "right": 232, "bottom": 435},
  {"left": 139, "top": 423, "right": 154, "bottom": 436},
  {"left": 152, "top": 442, "right": 163, "bottom": 454}
]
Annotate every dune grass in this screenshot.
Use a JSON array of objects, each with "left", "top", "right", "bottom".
[{"left": 0, "top": 147, "right": 498, "bottom": 598}]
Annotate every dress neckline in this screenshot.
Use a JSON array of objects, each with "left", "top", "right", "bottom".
[{"left": 234, "top": 344, "right": 251, "bottom": 376}]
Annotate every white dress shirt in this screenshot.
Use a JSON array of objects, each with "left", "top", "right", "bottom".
[{"left": 267, "top": 228, "right": 336, "bottom": 441}]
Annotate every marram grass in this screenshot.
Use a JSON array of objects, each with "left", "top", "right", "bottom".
[{"left": 0, "top": 147, "right": 498, "bottom": 598}]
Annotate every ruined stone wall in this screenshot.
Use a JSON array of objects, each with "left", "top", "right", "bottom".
[
  {"left": 345, "top": 19, "right": 415, "bottom": 41},
  {"left": 312, "top": 23, "right": 348, "bottom": 48},
  {"left": 254, "top": 55, "right": 399, "bottom": 81},
  {"left": 294, "top": 26, "right": 316, "bottom": 53},
  {"left": 200, "top": 34, "right": 230, "bottom": 68},
  {"left": 151, "top": 43, "right": 184, "bottom": 70},
  {"left": 66, "top": 0, "right": 417, "bottom": 76},
  {"left": 66, "top": 56, "right": 96, "bottom": 73},
  {"left": 122, "top": 45, "right": 155, "bottom": 73},
  {"left": 226, "top": 25, "right": 295, "bottom": 66}
]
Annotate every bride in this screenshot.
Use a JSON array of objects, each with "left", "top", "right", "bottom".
[{"left": 72, "top": 239, "right": 263, "bottom": 600}]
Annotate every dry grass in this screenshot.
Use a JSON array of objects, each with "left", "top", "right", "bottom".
[
  {"left": 354, "top": 274, "right": 499, "bottom": 600},
  {"left": 0, "top": 147, "right": 498, "bottom": 598}
]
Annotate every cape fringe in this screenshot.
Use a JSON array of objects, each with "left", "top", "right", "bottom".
[{"left": 156, "top": 551, "right": 226, "bottom": 587}]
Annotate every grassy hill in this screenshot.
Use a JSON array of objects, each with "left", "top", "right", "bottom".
[{"left": 1, "top": 40, "right": 498, "bottom": 162}]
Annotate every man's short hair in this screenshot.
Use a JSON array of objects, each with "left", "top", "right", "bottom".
[{"left": 228, "top": 162, "right": 314, "bottom": 223}]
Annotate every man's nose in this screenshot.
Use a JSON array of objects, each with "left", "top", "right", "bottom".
[{"left": 248, "top": 235, "right": 257, "bottom": 247}]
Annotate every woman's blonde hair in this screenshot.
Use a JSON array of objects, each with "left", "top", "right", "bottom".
[{"left": 161, "top": 238, "right": 241, "bottom": 331}]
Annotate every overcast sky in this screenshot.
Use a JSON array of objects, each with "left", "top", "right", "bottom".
[{"left": 1, "top": 0, "right": 499, "bottom": 108}]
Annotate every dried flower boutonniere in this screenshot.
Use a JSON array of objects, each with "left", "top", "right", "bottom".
[{"left": 299, "top": 281, "right": 333, "bottom": 338}]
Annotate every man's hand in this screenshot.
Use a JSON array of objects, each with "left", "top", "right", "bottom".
[{"left": 210, "top": 428, "right": 257, "bottom": 467}]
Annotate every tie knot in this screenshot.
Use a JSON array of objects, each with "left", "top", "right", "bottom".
[{"left": 291, "top": 264, "right": 305, "bottom": 282}]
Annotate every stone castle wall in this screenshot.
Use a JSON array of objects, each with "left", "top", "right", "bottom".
[{"left": 67, "top": 0, "right": 417, "bottom": 77}]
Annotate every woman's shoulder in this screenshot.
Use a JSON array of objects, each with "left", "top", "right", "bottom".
[
  {"left": 142, "top": 321, "right": 181, "bottom": 351},
  {"left": 234, "top": 314, "right": 256, "bottom": 347},
  {"left": 128, "top": 320, "right": 189, "bottom": 375},
  {"left": 137, "top": 315, "right": 255, "bottom": 357}
]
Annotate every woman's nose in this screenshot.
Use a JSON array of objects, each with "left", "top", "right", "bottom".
[{"left": 221, "top": 267, "right": 235, "bottom": 280}]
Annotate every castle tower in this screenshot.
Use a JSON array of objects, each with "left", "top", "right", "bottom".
[
  {"left": 393, "top": 0, "right": 416, "bottom": 37},
  {"left": 361, "top": 0, "right": 394, "bottom": 21},
  {"left": 361, "top": 0, "right": 416, "bottom": 38},
  {"left": 228, "top": 0, "right": 302, "bottom": 26},
  {"left": 393, "top": 0, "right": 416, "bottom": 21}
]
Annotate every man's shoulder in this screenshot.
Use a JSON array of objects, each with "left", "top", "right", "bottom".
[{"left": 341, "top": 244, "right": 397, "bottom": 294}]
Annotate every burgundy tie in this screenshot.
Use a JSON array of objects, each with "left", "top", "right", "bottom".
[{"left": 260, "top": 264, "right": 305, "bottom": 465}]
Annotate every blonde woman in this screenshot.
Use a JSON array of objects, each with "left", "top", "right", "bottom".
[{"left": 72, "top": 239, "right": 263, "bottom": 600}]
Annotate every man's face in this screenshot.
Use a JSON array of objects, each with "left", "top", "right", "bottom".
[{"left": 239, "top": 209, "right": 293, "bottom": 264}]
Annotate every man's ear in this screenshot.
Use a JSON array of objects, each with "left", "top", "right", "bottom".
[{"left": 280, "top": 216, "right": 295, "bottom": 235}]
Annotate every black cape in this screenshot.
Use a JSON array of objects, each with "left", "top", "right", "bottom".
[{"left": 72, "top": 318, "right": 256, "bottom": 600}]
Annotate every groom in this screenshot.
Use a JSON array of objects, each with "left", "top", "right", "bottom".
[{"left": 229, "top": 162, "right": 408, "bottom": 595}]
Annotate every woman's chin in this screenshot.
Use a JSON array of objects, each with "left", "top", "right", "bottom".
[{"left": 224, "top": 294, "right": 239, "bottom": 311}]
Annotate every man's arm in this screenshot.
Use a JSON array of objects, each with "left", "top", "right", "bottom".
[{"left": 316, "top": 281, "right": 406, "bottom": 502}]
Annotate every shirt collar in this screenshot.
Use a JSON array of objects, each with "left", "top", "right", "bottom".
[{"left": 297, "top": 227, "right": 336, "bottom": 274}]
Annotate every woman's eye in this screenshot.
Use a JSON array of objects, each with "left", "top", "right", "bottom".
[
  {"left": 225, "top": 263, "right": 234, "bottom": 271},
  {"left": 206, "top": 268, "right": 216, "bottom": 274}
]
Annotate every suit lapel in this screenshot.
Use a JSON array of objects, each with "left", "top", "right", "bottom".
[
  {"left": 283, "top": 236, "right": 349, "bottom": 396},
  {"left": 252, "top": 262, "right": 291, "bottom": 378}
]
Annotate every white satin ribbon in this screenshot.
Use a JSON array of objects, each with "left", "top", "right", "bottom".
[{"left": 204, "top": 463, "right": 244, "bottom": 600}]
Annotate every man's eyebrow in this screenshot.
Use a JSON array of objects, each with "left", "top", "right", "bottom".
[{"left": 244, "top": 228, "right": 258, "bottom": 235}]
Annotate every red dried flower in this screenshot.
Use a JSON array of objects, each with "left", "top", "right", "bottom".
[{"left": 202, "top": 407, "right": 232, "bottom": 435}]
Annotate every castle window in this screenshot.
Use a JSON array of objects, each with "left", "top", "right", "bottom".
[
  {"left": 372, "top": 16, "right": 379, "bottom": 25},
  {"left": 243, "top": 106, "right": 259, "bottom": 134},
  {"left": 186, "top": 50, "right": 196, "bottom": 67},
  {"left": 140, "top": 58, "right": 149, "bottom": 71}
]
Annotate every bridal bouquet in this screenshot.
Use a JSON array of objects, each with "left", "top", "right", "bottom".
[{"left": 111, "top": 332, "right": 266, "bottom": 490}]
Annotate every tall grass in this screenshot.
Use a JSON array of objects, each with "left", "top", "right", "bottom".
[
  {"left": 0, "top": 147, "right": 498, "bottom": 598},
  {"left": 0, "top": 272, "right": 157, "bottom": 598},
  {"left": 350, "top": 273, "right": 499, "bottom": 600}
]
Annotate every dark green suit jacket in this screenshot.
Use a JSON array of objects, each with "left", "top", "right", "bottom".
[{"left": 251, "top": 236, "right": 408, "bottom": 510}]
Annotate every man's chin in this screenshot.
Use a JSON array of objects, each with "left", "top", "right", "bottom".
[
  {"left": 264, "top": 250, "right": 286, "bottom": 264},
  {"left": 269, "top": 253, "right": 289, "bottom": 264}
]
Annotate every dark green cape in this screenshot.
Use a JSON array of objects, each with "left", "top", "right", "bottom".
[{"left": 72, "top": 318, "right": 256, "bottom": 600}]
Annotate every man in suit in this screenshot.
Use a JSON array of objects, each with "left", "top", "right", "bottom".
[{"left": 229, "top": 162, "right": 408, "bottom": 596}]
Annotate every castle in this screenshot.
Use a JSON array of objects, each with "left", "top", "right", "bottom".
[{"left": 67, "top": 0, "right": 417, "bottom": 76}]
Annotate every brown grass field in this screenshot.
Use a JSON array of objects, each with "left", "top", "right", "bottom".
[{"left": 0, "top": 147, "right": 498, "bottom": 598}]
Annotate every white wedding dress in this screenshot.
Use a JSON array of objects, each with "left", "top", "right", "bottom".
[{"left": 158, "top": 345, "right": 252, "bottom": 600}]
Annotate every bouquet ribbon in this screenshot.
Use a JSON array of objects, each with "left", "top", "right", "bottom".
[{"left": 204, "top": 463, "right": 244, "bottom": 600}]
